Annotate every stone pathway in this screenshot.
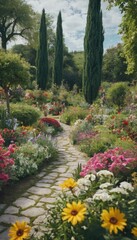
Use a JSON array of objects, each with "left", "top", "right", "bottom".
[{"left": 0, "top": 123, "right": 88, "bottom": 239}]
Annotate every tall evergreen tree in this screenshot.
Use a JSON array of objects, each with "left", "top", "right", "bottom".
[
  {"left": 83, "top": 0, "right": 104, "bottom": 104},
  {"left": 54, "top": 11, "right": 63, "bottom": 86},
  {"left": 37, "top": 9, "right": 48, "bottom": 90}
]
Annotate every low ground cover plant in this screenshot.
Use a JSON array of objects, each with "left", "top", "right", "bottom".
[{"left": 11, "top": 134, "right": 58, "bottom": 180}]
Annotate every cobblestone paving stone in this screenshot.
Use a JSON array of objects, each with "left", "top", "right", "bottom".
[{"left": 0, "top": 123, "right": 88, "bottom": 239}]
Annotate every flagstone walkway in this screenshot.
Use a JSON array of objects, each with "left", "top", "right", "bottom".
[{"left": 0, "top": 123, "right": 88, "bottom": 240}]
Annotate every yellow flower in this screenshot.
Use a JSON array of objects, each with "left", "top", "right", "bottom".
[
  {"left": 8, "top": 221, "right": 31, "bottom": 240},
  {"left": 62, "top": 201, "right": 86, "bottom": 225},
  {"left": 59, "top": 178, "right": 77, "bottom": 190},
  {"left": 101, "top": 207, "right": 127, "bottom": 234},
  {"left": 132, "top": 227, "right": 137, "bottom": 236}
]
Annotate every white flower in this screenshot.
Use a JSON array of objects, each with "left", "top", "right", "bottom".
[
  {"left": 120, "top": 182, "right": 134, "bottom": 192},
  {"left": 77, "top": 178, "right": 91, "bottom": 190},
  {"left": 100, "top": 182, "right": 113, "bottom": 189},
  {"left": 93, "top": 191, "right": 112, "bottom": 202},
  {"left": 81, "top": 226, "right": 87, "bottom": 230},
  {"left": 109, "top": 187, "right": 128, "bottom": 195},
  {"left": 74, "top": 119, "right": 83, "bottom": 126},
  {"left": 97, "top": 170, "right": 114, "bottom": 177},
  {"left": 85, "top": 198, "right": 92, "bottom": 203},
  {"left": 84, "top": 173, "right": 96, "bottom": 181}
]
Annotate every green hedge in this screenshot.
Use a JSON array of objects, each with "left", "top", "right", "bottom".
[{"left": 10, "top": 103, "right": 41, "bottom": 126}]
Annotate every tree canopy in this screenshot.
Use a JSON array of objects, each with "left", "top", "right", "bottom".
[
  {"left": 0, "top": 50, "right": 30, "bottom": 113},
  {"left": 0, "top": 0, "right": 35, "bottom": 50},
  {"left": 102, "top": 44, "right": 134, "bottom": 82},
  {"left": 104, "top": 0, "right": 137, "bottom": 73}
]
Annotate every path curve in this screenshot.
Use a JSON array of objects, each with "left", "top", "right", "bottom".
[{"left": 0, "top": 123, "right": 88, "bottom": 240}]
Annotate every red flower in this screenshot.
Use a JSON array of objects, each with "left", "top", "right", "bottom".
[
  {"left": 122, "top": 120, "right": 129, "bottom": 126},
  {"left": 39, "top": 117, "right": 61, "bottom": 128}
]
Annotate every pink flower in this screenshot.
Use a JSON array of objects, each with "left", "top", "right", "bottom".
[
  {"left": 0, "top": 173, "right": 9, "bottom": 181},
  {"left": 80, "top": 148, "right": 137, "bottom": 177}
]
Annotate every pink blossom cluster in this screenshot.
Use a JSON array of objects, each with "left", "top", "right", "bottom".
[
  {"left": 0, "top": 134, "right": 15, "bottom": 186},
  {"left": 80, "top": 147, "right": 137, "bottom": 177}
]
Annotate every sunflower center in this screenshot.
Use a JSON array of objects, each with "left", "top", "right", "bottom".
[
  {"left": 71, "top": 210, "right": 78, "bottom": 216},
  {"left": 110, "top": 217, "right": 118, "bottom": 224},
  {"left": 17, "top": 229, "right": 24, "bottom": 236}
]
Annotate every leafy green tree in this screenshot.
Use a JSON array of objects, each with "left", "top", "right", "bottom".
[
  {"left": 0, "top": 50, "right": 30, "bottom": 114},
  {"left": 0, "top": 0, "right": 35, "bottom": 50},
  {"left": 63, "top": 52, "right": 82, "bottom": 90},
  {"left": 104, "top": 0, "right": 137, "bottom": 73},
  {"left": 12, "top": 44, "right": 36, "bottom": 66},
  {"left": 102, "top": 44, "right": 134, "bottom": 82},
  {"left": 83, "top": 0, "right": 104, "bottom": 104},
  {"left": 36, "top": 9, "right": 48, "bottom": 90},
  {"left": 54, "top": 11, "right": 63, "bottom": 86}
]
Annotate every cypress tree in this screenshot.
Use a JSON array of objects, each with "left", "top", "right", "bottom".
[
  {"left": 37, "top": 9, "right": 48, "bottom": 90},
  {"left": 54, "top": 11, "right": 63, "bottom": 86},
  {"left": 83, "top": 0, "right": 104, "bottom": 104}
]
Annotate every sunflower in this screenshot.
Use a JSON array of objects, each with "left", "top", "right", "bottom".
[
  {"left": 8, "top": 221, "right": 31, "bottom": 240},
  {"left": 101, "top": 207, "right": 127, "bottom": 234},
  {"left": 62, "top": 201, "right": 86, "bottom": 225},
  {"left": 132, "top": 227, "right": 137, "bottom": 236},
  {"left": 59, "top": 178, "right": 77, "bottom": 190}
]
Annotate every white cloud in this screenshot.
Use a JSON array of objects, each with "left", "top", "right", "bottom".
[{"left": 10, "top": 0, "right": 122, "bottom": 51}]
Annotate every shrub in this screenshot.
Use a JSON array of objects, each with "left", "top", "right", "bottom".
[
  {"left": 80, "top": 147, "right": 137, "bottom": 181},
  {"left": 38, "top": 117, "right": 62, "bottom": 135},
  {"left": 60, "top": 106, "right": 89, "bottom": 125},
  {"left": 11, "top": 136, "right": 57, "bottom": 179},
  {"left": 79, "top": 131, "right": 116, "bottom": 157},
  {"left": 10, "top": 104, "right": 41, "bottom": 126},
  {"left": 106, "top": 82, "right": 128, "bottom": 110},
  {"left": 0, "top": 134, "right": 15, "bottom": 189}
]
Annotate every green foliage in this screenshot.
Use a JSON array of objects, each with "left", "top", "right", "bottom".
[
  {"left": 102, "top": 44, "right": 134, "bottom": 82},
  {"left": 104, "top": 0, "right": 137, "bottom": 74},
  {"left": 63, "top": 52, "right": 82, "bottom": 90},
  {"left": 10, "top": 104, "right": 41, "bottom": 126},
  {"left": 0, "top": 51, "right": 30, "bottom": 89},
  {"left": 0, "top": 0, "right": 35, "bottom": 49},
  {"left": 37, "top": 9, "right": 48, "bottom": 90},
  {"left": 0, "top": 50, "right": 30, "bottom": 113},
  {"left": 60, "top": 107, "right": 89, "bottom": 125},
  {"left": 54, "top": 11, "right": 63, "bottom": 86},
  {"left": 83, "top": 0, "right": 104, "bottom": 104},
  {"left": 79, "top": 131, "right": 116, "bottom": 157},
  {"left": 12, "top": 44, "right": 36, "bottom": 67},
  {"left": 106, "top": 82, "right": 128, "bottom": 109},
  {"left": 11, "top": 138, "right": 57, "bottom": 179},
  {"left": 72, "top": 51, "right": 84, "bottom": 75}
]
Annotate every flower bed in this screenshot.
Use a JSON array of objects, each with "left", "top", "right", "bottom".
[{"left": 11, "top": 171, "right": 137, "bottom": 240}]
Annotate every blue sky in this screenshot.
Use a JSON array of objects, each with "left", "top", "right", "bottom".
[{"left": 24, "top": 0, "right": 122, "bottom": 51}]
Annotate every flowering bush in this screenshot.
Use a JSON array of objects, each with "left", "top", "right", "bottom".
[
  {"left": 11, "top": 137, "right": 56, "bottom": 179},
  {"left": 80, "top": 147, "right": 137, "bottom": 180},
  {"left": 38, "top": 117, "right": 62, "bottom": 135},
  {"left": 30, "top": 171, "right": 137, "bottom": 240},
  {"left": 0, "top": 134, "right": 15, "bottom": 189},
  {"left": 0, "top": 128, "right": 29, "bottom": 146},
  {"left": 39, "top": 117, "right": 61, "bottom": 128},
  {"left": 48, "top": 101, "right": 65, "bottom": 115}
]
